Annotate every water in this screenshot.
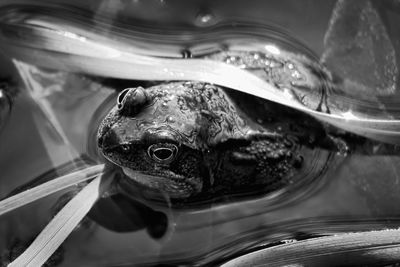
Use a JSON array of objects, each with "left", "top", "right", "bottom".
[{"left": 1, "top": 0, "right": 400, "bottom": 266}]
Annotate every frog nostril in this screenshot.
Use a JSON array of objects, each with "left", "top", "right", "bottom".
[
  {"left": 97, "top": 128, "right": 120, "bottom": 152},
  {"left": 120, "top": 144, "right": 131, "bottom": 153}
]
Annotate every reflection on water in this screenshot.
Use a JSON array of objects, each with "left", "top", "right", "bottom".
[{"left": 1, "top": 0, "right": 400, "bottom": 266}]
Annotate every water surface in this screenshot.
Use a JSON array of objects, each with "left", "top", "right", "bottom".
[{"left": 1, "top": 0, "right": 400, "bottom": 266}]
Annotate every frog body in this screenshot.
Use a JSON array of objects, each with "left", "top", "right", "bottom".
[{"left": 98, "top": 77, "right": 333, "bottom": 205}]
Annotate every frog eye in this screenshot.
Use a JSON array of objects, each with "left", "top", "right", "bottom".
[
  {"left": 147, "top": 143, "right": 178, "bottom": 164},
  {"left": 117, "top": 87, "right": 149, "bottom": 115},
  {"left": 117, "top": 88, "right": 131, "bottom": 110}
]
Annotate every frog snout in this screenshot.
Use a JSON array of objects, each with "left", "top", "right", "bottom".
[{"left": 98, "top": 128, "right": 120, "bottom": 152}]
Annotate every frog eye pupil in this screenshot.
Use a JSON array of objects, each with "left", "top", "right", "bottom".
[
  {"left": 148, "top": 144, "right": 178, "bottom": 163},
  {"left": 117, "top": 88, "right": 131, "bottom": 110},
  {"left": 154, "top": 148, "right": 173, "bottom": 160}
]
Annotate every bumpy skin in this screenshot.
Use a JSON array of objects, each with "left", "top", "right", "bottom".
[
  {"left": 206, "top": 50, "right": 332, "bottom": 113},
  {"left": 97, "top": 81, "right": 327, "bottom": 204},
  {"left": 97, "top": 49, "right": 334, "bottom": 205}
]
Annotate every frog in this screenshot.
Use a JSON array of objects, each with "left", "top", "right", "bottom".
[{"left": 96, "top": 77, "right": 335, "bottom": 207}]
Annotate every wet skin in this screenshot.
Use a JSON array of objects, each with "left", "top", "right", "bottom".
[
  {"left": 97, "top": 78, "right": 333, "bottom": 205},
  {"left": 96, "top": 50, "right": 337, "bottom": 206}
]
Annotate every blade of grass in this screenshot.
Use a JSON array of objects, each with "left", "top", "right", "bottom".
[
  {"left": 8, "top": 172, "right": 112, "bottom": 267},
  {"left": 0, "top": 164, "right": 104, "bottom": 216},
  {"left": 221, "top": 229, "right": 400, "bottom": 266},
  {"left": 4, "top": 14, "right": 400, "bottom": 142}
]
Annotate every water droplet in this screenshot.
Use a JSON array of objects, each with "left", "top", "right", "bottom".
[
  {"left": 252, "top": 53, "right": 260, "bottom": 60},
  {"left": 291, "top": 70, "right": 302, "bottom": 80},
  {"left": 224, "top": 55, "right": 245, "bottom": 68},
  {"left": 194, "top": 11, "right": 216, "bottom": 27},
  {"left": 200, "top": 14, "right": 212, "bottom": 23},
  {"left": 269, "top": 59, "right": 284, "bottom": 68},
  {"left": 265, "top": 45, "right": 281, "bottom": 55},
  {"left": 166, "top": 116, "right": 175, "bottom": 123}
]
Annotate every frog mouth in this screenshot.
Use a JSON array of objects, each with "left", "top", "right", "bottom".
[{"left": 121, "top": 167, "right": 201, "bottom": 199}]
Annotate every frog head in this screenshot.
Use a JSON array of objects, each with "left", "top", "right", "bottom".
[{"left": 97, "top": 82, "right": 248, "bottom": 199}]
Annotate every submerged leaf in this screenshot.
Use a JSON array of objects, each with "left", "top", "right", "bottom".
[{"left": 322, "top": 0, "right": 398, "bottom": 95}]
